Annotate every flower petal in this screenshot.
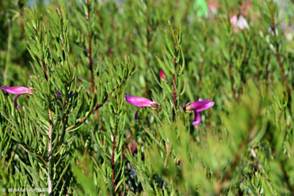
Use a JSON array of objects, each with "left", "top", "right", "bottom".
[
  {"left": 190, "top": 99, "right": 211, "bottom": 110},
  {"left": 131, "top": 139, "right": 137, "bottom": 153},
  {"left": 197, "top": 98, "right": 211, "bottom": 103},
  {"left": 230, "top": 15, "right": 238, "bottom": 27},
  {"left": 0, "top": 86, "right": 32, "bottom": 95},
  {"left": 14, "top": 95, "right": 21, "bottom": 109},
  {"left": 237, "top": 15, "right": 249, "bottom": 30},
  {"left": 159, "top": 69, "right": 167, "bottom": 81},
  {"left": 192, "top": 111, "right": 201, "bottom": 126},
  {"left": 134, "top": 108, "right": 141, "bottom": 121},
  {"left": 57, "top": 91, "right": 62, "bottom": 97},
  {"left": 56, "top": 91, "right": 63, "bottom": 102},
  {"left": 125, "top": 94, "right": 152, "bottom": 108},
  {"left": 196, "top": 101, "right": 214, "bottom": 112}
]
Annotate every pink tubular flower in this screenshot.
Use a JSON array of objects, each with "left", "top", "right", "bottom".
[
  {"left": 185, "top": 98, "right": 214, "bottom": 126},
  {"left": 159, "top": 69, "right": 167, "bottom": 81},
  {"left": 125, "top": 94, "right": 159, "bottom": 121},
  {"left": 230, "top": 15, "right": 249, "bottom": 33},
  {"left": 0, "top": 86, "right": 34, "bottom": 109}
]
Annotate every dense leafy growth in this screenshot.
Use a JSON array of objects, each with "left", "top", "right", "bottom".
[{"left": 1, "top": 0, "right": 294, "bottom": 195}]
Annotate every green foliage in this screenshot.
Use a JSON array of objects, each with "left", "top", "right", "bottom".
[{"left": 1, "top": 0, "right": 294, "bottom": 195}]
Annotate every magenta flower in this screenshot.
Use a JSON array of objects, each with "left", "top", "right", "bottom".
[
  {"left": 159, "top": 69, "right": 167, "bottom": 81},
  {"left": 0, "top": 86, "right": 34, "bottom": 109},
  {"left": 125, "top": 94, "right": 159, "bottom": 121},
  {"left": 56, "top": 91, "right": 62, "bottom": 97},
  {"left": 56, "top": 91, "right": 63, "bottom": 102},
  {"left": 185, "top": 98, "right": 214, "bottom": 126}
]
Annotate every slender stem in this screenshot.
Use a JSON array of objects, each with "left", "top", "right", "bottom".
[
  {"left": 48, "top": 109, "right": 53, "bottom": 195},
  {"left": 65, "top": 187, "right": 71, "bottom": 196},
  {"left": 87, "top": 0, "right": 101, "bottom": 136},
  {"left": 143, "top": 1, "right": 150, "bottom": 99},
  {"left": 146, "top": 1, "right": 150, "bottom": 63},
  {"left": 111, "top": 128, "right": 116, "bottom": 195},
  {"left": 172, "top": 59, "right": 177, "bottom": 120},
  {"left": 269, "top": 3, "right": 291, "bottom": 101},
  {"left": 87, "top": 0, "right": 95, "bottom": 93},
  {"left": 164, "top": 142, "right": 170, "bottom": 168},
  {"left": 197, "top": 51, "right": 205, "bottom": 88},
  {"left": 3, "top": 19, "right": 11, "bottom": 84},
  {"left": 172, "top": 29, "right": 178, "bottom": 117},
  {"left": 41, "top": 58, "right": 48, "bottom": 81},
  {"left": 172, "top": 73, "right": 176, "bottom": 107}
]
